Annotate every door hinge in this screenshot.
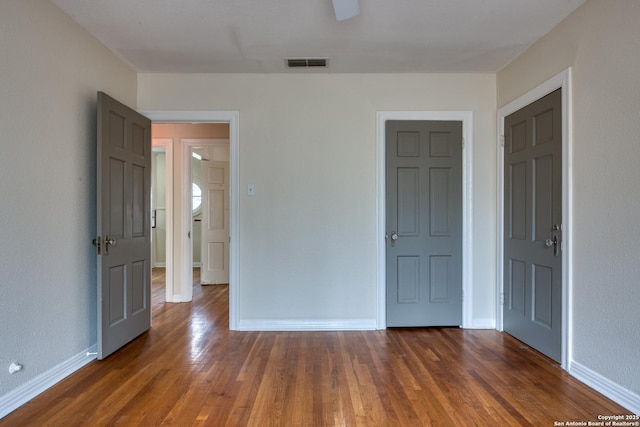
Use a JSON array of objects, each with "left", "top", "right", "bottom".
[
  {"left": 461, "top": 137, "right": 465, "bottom": 150},
  {"left": 500, "top": 135, "right": 505, "bottom": 147},
  {"left": 500, "top": 292, "right": 505, "bottom": 305},
  {"left": 92, "top": 236, "right": 102, "bottom": 255}
]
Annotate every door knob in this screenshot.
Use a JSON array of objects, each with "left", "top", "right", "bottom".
[
  {"left": 545, "top": 239, "right": 554, "bottom": 247},
  {"left": 389, "top": 231, "right": 398, "bottom": 247},
  {"left": 105, "top": 235, "right": 116, "bottom": 255}
]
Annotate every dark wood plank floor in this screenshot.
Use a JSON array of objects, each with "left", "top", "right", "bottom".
[{"left": 1, "top": 269, "right": 629, "bottom": 426}]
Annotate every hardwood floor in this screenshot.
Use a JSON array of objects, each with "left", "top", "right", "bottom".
[{"left": 1, "top": 269, "right": 628, "bottom": 426}]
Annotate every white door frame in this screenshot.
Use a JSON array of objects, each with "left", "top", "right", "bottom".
[
  {"left": 496, "top": 68, "right": 572, "bottom": 369},
  {"left": 376, "top": 111, "right": 474, "bottom": 329},
  {"left": 141, "top": 110, "right": 239, "bottom": 331},
  {"left": 151, "top": 139, "right": 174, "bottom": 304}
]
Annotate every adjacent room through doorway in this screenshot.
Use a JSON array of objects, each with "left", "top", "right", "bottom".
[{"left": 151, "top": 123, "right": 230, "bottom": 304}]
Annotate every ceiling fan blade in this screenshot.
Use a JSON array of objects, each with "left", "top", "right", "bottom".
[{"left": 332, "top": 0, "right": 360, "bottom": 21}]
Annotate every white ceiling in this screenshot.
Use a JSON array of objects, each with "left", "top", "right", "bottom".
[{"left": 50, "top": 0, "right": 586, "bottom": 74}]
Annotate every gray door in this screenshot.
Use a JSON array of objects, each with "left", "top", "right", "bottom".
[
  {"left": 386, "top": 120, "right": 463, "bottom": 327},
  {"left": 96, "top": 92, "right": 152, "bottom": 359},
  {"left": 503, "top": 89, "right": 562, "bottom": 362}
]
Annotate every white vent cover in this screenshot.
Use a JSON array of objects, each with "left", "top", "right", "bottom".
[{"left": 285, "top": 58, "right": 329, "bottom": 68}]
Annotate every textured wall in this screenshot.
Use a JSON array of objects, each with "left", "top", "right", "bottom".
[
  {"left": 0, "top": 0, "right": 136, "bottom": 397},
  {"left": 498, "top": 0, "right": 640, "bottom": 395}
]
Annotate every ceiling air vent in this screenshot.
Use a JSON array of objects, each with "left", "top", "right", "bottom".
[{"left": 285, "top": 57, "right": 329, "bottom": 69}]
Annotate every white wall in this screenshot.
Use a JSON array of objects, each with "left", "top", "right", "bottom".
[
  {"left": 0, "top": 0, "right": 136, "bottom": 400},
  {"left": 138, "top": 73, "right": 497, "bottom": 326},
  {"left": 498, "top": 0, "right": 640, "bottom": 398}
]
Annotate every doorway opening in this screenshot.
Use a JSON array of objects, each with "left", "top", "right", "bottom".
[
  {"left": 151, "top": 139, "right": 173, "bottom": 303},
  {"left": 151, "top": 125, "right": 229, "bottom": 300},
  {"left": 145, "top": 111, "right": 240, "bottom": 331}
]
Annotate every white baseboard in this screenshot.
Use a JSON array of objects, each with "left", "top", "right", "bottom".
[
  {"left": 152, "top": 262, "right": 166, "bottom": 268},
  {"left": 238, "top": 319, "right": 377, "bottom": 331},
  {"left": 570, "top": 361, "right": 640, "bottom": 415},
  {"left": 238, "top": 319, "right": 499, "bottom": 331},
  {"left": 469, "top": 318, "right": 497, "bottom": 329},
  {"left": 0, "top": 345, "right": 97, "bottom": 419}
]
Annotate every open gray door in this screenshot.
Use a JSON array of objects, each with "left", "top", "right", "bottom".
[
  {"left": 503, "top": 89, "right": 562, "bottom": 362},
  {"left": 386, "top": 120, "right": 463, "bottom": 327},
  {"left": 96, "top": 92, "right": 152, "bottom": 359}
]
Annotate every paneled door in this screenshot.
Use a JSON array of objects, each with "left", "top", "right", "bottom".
[
  {"left": 96, "top": 92, "right": 152, "bottom": 359},
  {"left": 386, "top": 120, "right": 463, "bottom": 327},
  {"left": 200, "top": 160, "right": 229, "bottom": 284},
  {"left": 503, "top": 89, "right": 562, "bottom": 362}
]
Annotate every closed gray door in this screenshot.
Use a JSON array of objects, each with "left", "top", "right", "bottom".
[
  {"left": 503, "top": 89, "right": 562, "bottom": 362},
  {"left": 386, "top": 120, "right": 463, "bottom": 327},
  {"left": 96, "top": 92, "right": 152, "bottom": 359}
]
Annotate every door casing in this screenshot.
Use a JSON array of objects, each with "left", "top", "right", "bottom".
[
  {"left": 376, "top": 111, "right": 474, "bottom": 329},
  {"left": 141, "top": 110, "right": 240, "bottom": 331},
  {"left": 496, "top": 68, "right": 572, "bottom": 369}
]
